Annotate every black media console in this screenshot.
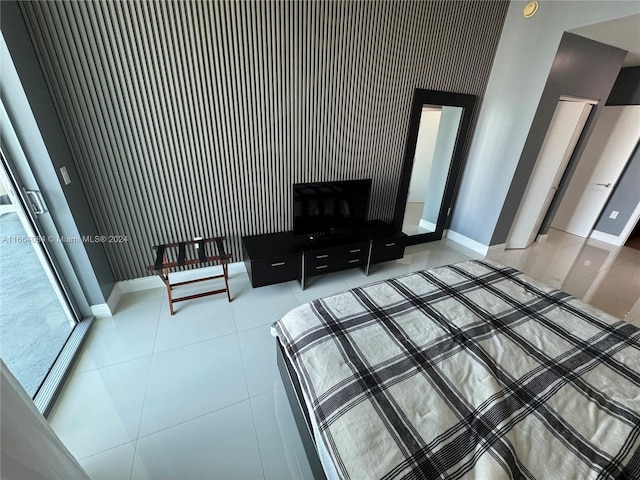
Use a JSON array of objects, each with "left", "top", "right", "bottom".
[{"left": 242, "top": 220, "right": 407, "bottom": 289}]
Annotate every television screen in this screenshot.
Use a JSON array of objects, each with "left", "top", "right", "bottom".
[{"left": 293, "top": 179, "right": 372, "bottom": 235}]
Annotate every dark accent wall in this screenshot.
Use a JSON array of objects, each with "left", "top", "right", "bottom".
[
  {"left": 491, "top": 33, "right": 627, "bottom": 245},
  {"left": 16, "top": 0, "right": 509, "bottom": 280},
  {"left": 606, "top": 66, "right": 640, "bottom": 106}
]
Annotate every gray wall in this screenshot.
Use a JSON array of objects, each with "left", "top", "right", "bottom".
[
  {"left": 607, "top": 66, "right": 640, "bottom": 106},
  {"left": 449, "top": 1, "right": 640, "bottom": 248},
  {"left": 1, "top": 2, "right": 114, "bottom": 305},
  {"left": 422, "top": 106, "right": 463, "bottom": 224},
  {"left": 16, "top": 0, "right": 509, "bottom": 280}
]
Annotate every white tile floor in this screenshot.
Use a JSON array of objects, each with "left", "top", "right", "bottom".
[{"left": 48, "top": 229, "right": 640, "bottom": 479}]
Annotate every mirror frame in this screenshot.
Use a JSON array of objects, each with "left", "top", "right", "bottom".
[{"left": 393, "top": 89, "right": 477, "bottom": 245}]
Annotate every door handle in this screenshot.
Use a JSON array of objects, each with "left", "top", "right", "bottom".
[
  {"left": 23, "top": 189, "right": 47, "bottom": 216},
  {"left": 596, "top": 183, "right": 612, "bottom": 188}
]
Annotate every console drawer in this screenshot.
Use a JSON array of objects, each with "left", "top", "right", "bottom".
[
  {"left": 250, "top": 254, "right": 301, "bottom": 287},
  {"left": 369, "top": 236, "right": 407, "bottom": 264},
  {"left": 340, "top": 243, "right": 368, "bottom": 269},
  {"left": 304, "top": 242, "right": 368, "bottom": 272}
]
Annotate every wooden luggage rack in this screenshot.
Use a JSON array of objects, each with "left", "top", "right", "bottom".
[{"left": 147, "top": 236, "right": 232, "bottom": 315}]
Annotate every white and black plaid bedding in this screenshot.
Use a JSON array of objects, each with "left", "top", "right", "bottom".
[{"left": 272, "top": 259, "right": 640, "bottom": 480}]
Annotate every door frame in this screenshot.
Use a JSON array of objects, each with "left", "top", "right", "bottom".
[
  {"left": 0, "top": 150, "right": 78, "bottom": 325},
  {"left": 506, "top": 98, "right": 596, "bottom": 249},
  {"left": 0, "top": 103, "right": 93, "bottom": 416},
  {"left": 526, "top": 95, "right": 603, "bottom": 245},
  {"left": 548, "top": 105, "right": 640, "bottom": 240},
  {"left": 0, "top": 144, "right": 94, "bottom": 416},
  {"left": 0, "top": 100, "right": 84, "bottom": 320}
]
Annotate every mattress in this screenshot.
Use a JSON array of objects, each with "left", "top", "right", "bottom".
[{"left": 272, "top": 259, "right": 640, "bottom": 479}]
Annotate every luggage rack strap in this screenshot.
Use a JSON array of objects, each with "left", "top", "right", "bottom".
[{"left": 147, "top": 236, "right": 230, "bottom": 271}]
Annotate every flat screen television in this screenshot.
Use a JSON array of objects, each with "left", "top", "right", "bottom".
[{"left": 293, "top": 179, "right": 372, "bottom": 236}]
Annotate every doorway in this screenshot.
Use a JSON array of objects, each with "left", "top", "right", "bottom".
[
  {"left": 507, "top": 99, "right": 594, "bottom": 249},
  {"left": 551, "top": 105, "right": 640, "bottom": 239}
]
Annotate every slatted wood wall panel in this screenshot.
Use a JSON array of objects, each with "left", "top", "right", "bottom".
[{"left": 20, "top": 0, "right": 508, "bottom": 280}]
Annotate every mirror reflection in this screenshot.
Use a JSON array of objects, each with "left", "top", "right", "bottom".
[{"left": 402, "top": 104, "right": 464, "bottom": 236}]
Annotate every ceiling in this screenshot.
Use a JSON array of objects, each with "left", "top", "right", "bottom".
[{"left": 570, "top": 14, "right": 640, "bottom": 67}]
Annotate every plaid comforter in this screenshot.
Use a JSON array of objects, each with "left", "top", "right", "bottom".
[{"left": 273, "top": 260, "right": 640, "bottom": 480}]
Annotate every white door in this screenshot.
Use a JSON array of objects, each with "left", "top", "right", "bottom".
[
  {"left": 552, "top": 105, "right": 640, "bottom": 238},
  {"left": 507, "top": 100, "right": 593, "bottom": 249}
]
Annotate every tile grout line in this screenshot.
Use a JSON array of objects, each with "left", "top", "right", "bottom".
[
  {"left": 247, "top": 396, "right": 268, "bottom": 480},
  {"left": 71, "top": 352, "right": 154, "bottom": 377},
  {"left": 70, "top": 302, "right": 163, "bottom": 376},
  {"left": 234, "top": 317, "right": 268, "bottom": 479},
  {"left": 134, "top": 396, "right": 257, "bottom": 441},
  {"left": 152, "top": 326, "right": 241, "bottom": 356},
  {"left": 128, "top": 296, "right": 164, "bottom": 480},
  {"left": 76, "top": 439, "right": 134, "bottom": 462}
]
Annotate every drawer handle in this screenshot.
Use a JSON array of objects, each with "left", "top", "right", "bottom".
[
  {"left": 271, "top": 262, "right": 286, "bottom": 267},
  {"left": 316, "top": 254, "right": 329, "bottom": 259},
  {"left": 349, "top": 249, "right": 361, "bottom": 253},
  {"left": 348, "top": 259, "right": 360, "bottom": 264},
  {"left": 385, "top": 243, "right": 396, "bottom": 247},
  {"left": 315, "top": 265, "right": 328, "bottom": 270}
]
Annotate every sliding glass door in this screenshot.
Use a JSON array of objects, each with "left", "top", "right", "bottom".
[
  {"left": 0, "top": 150, "right": 78, "bottom": 398},
  {"left": 0, "top": 31, "right": 94, "bottom": 415}
]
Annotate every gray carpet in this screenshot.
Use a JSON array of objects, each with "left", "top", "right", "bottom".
[{"left": 0, "top": 212, "right": 72, "bottom": 397}]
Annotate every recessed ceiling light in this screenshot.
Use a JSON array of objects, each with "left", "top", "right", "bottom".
[{"left": 523, "top": 1, "right": 539, "bottom": 18}]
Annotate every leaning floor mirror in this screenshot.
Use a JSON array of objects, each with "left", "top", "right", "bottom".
[{"left": 394, "top": 89, "right": 477, "bottom": 245}]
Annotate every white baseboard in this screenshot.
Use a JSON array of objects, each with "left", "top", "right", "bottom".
[
  {"left": 419, "top": 219, "right": 437, "bottom": 232},
  {"left": 117, "top": 275, "right": 164, "bottom": 293},
  {"left": 90, "top": 303, "right": 112, "bottom": 318},
  {"left": 444, "top": 230, "right": 496, "bottom": 255},
  {"left": 487, "top": 243, "right": 506, "bottom": 256},
  {"left": 92, "top": 281, "right": 128, "bottom": 317},
  {"left": 106, "top": 282, "right": 123, "bottom": 314},
  {"left": 589, "top": 230, "right": 624, "bottom": 246}
]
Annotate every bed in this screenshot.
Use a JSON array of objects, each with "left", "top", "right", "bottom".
[{"left": 272, "top": 259, "right": 640, "bottom": 480}]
